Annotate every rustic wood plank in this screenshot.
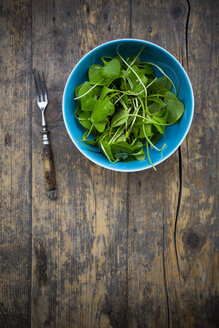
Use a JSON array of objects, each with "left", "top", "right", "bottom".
[
  {"left": 129, "top": 0, "right": 188, "bottom": 327},
  {"left": 31, "top": 1, "right": 130, "bottom": 327},
  {"left": 130, "top": 1, "right": 219, "bottom": 327},
  {"left": 0, "top": 0, "right": 32, "bottom": 327},
  {"left": 151, "top": 0, "right": 219, "bottom": 327},
  {"left": 0, "top": 0, "right": 217, "bottom": 327},
  {"left": 171, "top": 0, "right": 219, "bottom": 326}
]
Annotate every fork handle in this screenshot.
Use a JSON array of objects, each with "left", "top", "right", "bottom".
[{"left": 42, "top": 126, "right": 57, "bottom": 200}]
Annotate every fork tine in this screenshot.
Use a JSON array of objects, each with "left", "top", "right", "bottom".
[
  {"left": 34, "top": 70, "right": 43, "bottom": 102},
  {"left": 42, "top": 71, "right": 48, "bottom": 102},
  {"left": 37, "top": 71, "right": 44, "bottom": 102},
  {"left": 33, "top": 70, "right": 40, "bottom": 102}
]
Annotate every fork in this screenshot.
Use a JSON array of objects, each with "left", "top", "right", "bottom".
[{"left": 33, "top": 70, "right": 57, "bottom": 200}]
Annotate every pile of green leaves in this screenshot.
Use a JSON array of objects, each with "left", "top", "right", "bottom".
[{"left": 74, "top": 47, "right": 184, "bottom": 170}]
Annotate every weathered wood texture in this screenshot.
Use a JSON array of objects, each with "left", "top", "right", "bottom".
[
  {"left": 31, "top": 1, "right": 130, "bottom": 327},
  {"left": 176, "top": 1, "right": 219, "bottom": 326},
  {"left": 0, "top": 1, "right": 32, "bottom": 327},
  {"left": 130, "top": 1, "right": 219, "bottom": 327},
  {"left": 0, "top": 0, "right": 218, "bottom": 327}
]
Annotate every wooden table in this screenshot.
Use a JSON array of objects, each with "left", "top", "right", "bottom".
[{"left": 0, "top": 0, "right": 218, "bottom": 327}]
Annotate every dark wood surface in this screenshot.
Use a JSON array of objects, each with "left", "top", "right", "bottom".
[{"left": 0, "top": 0, "right": 218, "bottom": 327}]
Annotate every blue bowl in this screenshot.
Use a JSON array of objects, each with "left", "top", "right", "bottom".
[{"left": 62, "top": 39, "right": 194, "bottom": 172}]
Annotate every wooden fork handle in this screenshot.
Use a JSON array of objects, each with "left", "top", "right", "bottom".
[{"left": 42, "top": 127, "right": 57, "bottom": 200}]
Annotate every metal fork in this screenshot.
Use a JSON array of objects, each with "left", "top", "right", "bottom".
[{"left": 33, "top": 70, "right": 57, "bottom": 200}]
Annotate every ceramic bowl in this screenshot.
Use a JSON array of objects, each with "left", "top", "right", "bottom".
[{"left": 62, "top": 39, "right": 194, "bottom": 172}]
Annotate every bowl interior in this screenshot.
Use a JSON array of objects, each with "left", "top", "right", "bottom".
[{"left": 63, "top": 39, "right": 194, "bottom": 171}]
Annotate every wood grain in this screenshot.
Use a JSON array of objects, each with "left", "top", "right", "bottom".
[
  {"left": 0, "top": 0, "right": 218, "bottom": 327},
  {"left": 0, "top": 0, "right": 32, "bottom": 327},
  {"left": 129, "top": 1, "right": 182, "bottom": 327},
  {"left": 130, "top": 1, "right": 219, "bottom": 327},
  {"left": 173, "top": 0, "right": 219, "bottom": 326},
  {"left": 31, "top": 1, "right": 130, "bottom": 327}
]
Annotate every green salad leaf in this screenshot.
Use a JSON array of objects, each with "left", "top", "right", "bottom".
[
  {"left": 102, "top": 58, "right": 121, "bottom": 79},
  {"left": 74, "top": 48, "right": 185, "bottom": 170},
  {"left": 79, "top": 82, "right": 99, "bottom": 111},
  {"left": 91, "top": 97, "right": 115, "bottom": 123}
]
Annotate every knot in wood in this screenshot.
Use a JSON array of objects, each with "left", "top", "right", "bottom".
[
  {"left": 66, "top": 10, "right": 73, "bottom": 17},
  {"left": 187, "top": 233, "right": 199, "bottom": 249},
  {"left": 4, "top": 133, "right": 12, "bottom": 147},
  {"left": 170, "top": 3, "right": 186, "bottom": 20},
  {"left": 182, "top": 225, "right": 207, "bottom": 254},
  {"left": 44, "top": 320, "right": 50, "bottom": 327}
]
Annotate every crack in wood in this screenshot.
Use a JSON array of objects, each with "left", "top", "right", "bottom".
[
  {"left": 162, "top": 211, "right": 170, "bottom": 328},
  {"left": 174, "top": 0, "right": 190, "bottom": 279},
  {"left": 185, "top": 0, "right": 191, "bottom": 67},
  {"left": 174, "top": 147, "right": 182, "bottom": 275}
]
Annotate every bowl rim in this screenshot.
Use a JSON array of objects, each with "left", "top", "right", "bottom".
[{"left": 62, "top": 38, "right": 194, "bottom": 172}]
